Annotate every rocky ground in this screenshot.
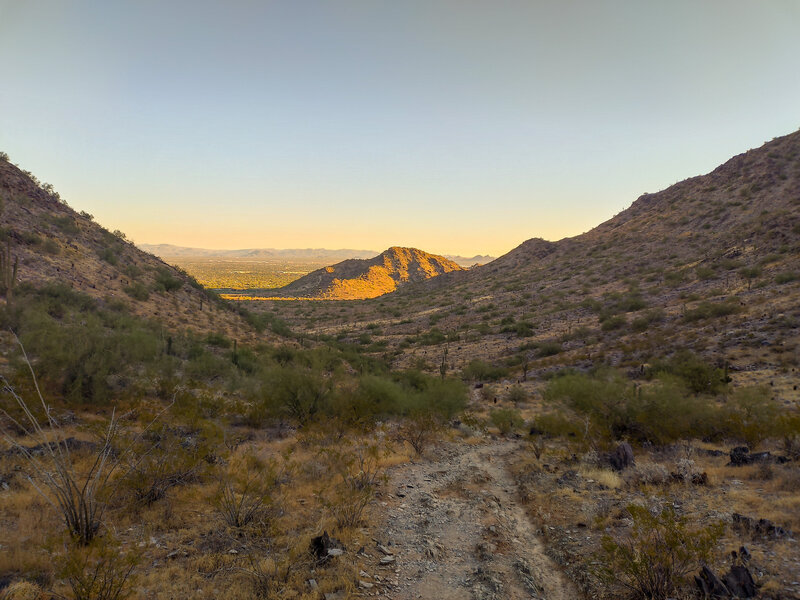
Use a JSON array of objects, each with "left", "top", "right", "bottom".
[{"left": 353, "top": 439, "right": 576, "bottom": 600}]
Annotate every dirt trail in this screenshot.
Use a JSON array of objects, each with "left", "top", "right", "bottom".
[{"left": 369, "top": 439, "right": 577, "bottom": 600}]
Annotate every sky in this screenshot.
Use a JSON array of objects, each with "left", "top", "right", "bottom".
[{"left": 1, "top": 1, "right": 799, "bottom": 257}]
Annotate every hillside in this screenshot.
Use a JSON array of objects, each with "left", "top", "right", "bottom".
[
  {"left": 263, "top": 246, "right": 465, "bottom": 299},
  {"left": 250, "top": 130, "right": 800, "bottom": 389},
  {"left": 0, "top": 157, "right": 257, "bottom": 340}
]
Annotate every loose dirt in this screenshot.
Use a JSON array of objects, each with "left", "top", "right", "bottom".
[{"left": 366, "top": 438, "right": 578, "bottom": 600}]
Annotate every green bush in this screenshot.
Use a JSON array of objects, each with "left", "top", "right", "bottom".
[
  {"left": 490, "top": 407, "right": 523, "bottom": 434},
  {"left": 595, "top": 504, "right": 722, "bottom": 600},
  {"left": 647, "top": 350, "right": 725, "bottom": 395},
  {"left": 123, "top": 282, "right": 149, "bottom": 301},
  {"left": 601, "top": 315, "right": 627, "bottom": 331},
  {"left": 506, "top": 385, "right": 527, "bottom": 404},
  {"left": 723, "top": 385, "right": 780, "bottom": 449},
  {"left": 154, "top": 267, "right": 182, "bottom": 292},
  {"left": 775, "top": 271, "right": 799, "bottom": 284},
  {"left": 683, "top": 300, "right": 742, "bottom": 322},
  {"left": 98, "top": 247, "right": 118, "bottom": 265},
  {"left": 461, "top": 359, "right": 507, "bottom": 382}
]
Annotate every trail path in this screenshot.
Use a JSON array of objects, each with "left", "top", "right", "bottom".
[{"left": 367, "top": 439, "right": 577, "bottom": 600}]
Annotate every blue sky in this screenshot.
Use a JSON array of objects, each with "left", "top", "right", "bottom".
[{"left": 1, "top": 1, "right": 799, "bottom": 256}]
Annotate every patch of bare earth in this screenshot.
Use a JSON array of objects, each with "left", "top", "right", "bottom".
[{"left": 366, "top": 439, "right": 576, "bottom": 600}]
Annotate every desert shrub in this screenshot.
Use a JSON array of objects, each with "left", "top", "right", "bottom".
[
  {"left": 321, "top": 437, "right": 386, "bottom": 527},
  {"left": 775, "top": 271, "right": 799, "bottom": 284},
  {"left": 545, "top": 369, "right": 719, "bottom": 445},
  {"left": 533, "top": 411, "right": 583, "bottom": 438},
  {"left": 695, "top": 265, "right": 716, "bottom": 280},
  {"left": 153, "top": 267, "right": 182, "bottom": 292},
  {"left": 647, "top": 350, "right": 725, "bottom": 395},
  {"left": 417, "top": 327, "right": 447, "bottom": 345},
  {"left": 635, "top": 377, "right": 717, "bottom": 444},
  {"left": 50, "top": 215, "right": 80, "bottom": 235},
  {"left": 395, "top": 412, "right": 444, "bottom": 455},
  {"left": 337, "top": 371, "right": 466, "bottom": 424},
  {"left": 683, "top": 299, "right": 742, "bottom": 322},
  {"left": 205, "top": 331, "right": 232, "bottom": 348},
  {"left": 631, "top": 308, "right": 665, "bottom": 333},
  {"left": 57, "top": 534, "right": 139, "bottom": 600},
  {"left": 600, "top": 313, "right": 627, "bottom": 331},
  {"left": 536, "top": 340, "right": 562, "bottom": 357},
  {"left": 461, "top": 359, "right": 507, "bottom": 381},
  {"left": 723, "top": 385, "right": 781, "bottom": 449},
  {"left": 506, "top": 385, "right": 527, "bottom": 404},
  {"left": 42, "top": 239, "right": 60, "bottom": 255},
  {"left": 122, "top": 282, "right": 149, "bottom": 301},
  {"left": 490, "top": 407, "right": 523, "bottom": 434},
  {"left": 123, "top": 424, "right": 212, "bottom": 505},
  {"left": 0, "top": 368, "right": 124, "bottom": 544},
  {"left": 738, "top": 266, "right": 761, "bottom": 289},
  {"left": 215, "top": 452, "right": 286, "bottom": 528},
  {"left": 97, "top": 247, "right": 118, "bottom": 265},
  {"left": 595, "top": 504, "right": 722, "bottom": 600},
  {"left": 544, "top": 370, "right": 635, "bottom": 440},
  {"left": 264, "top": 366, "right": 331, "bottom": 426},
  {"left": 7, "top": 287, "right": 162, "bottom": 404},
  {"left": 778, "top": 413, "right": 800, "bottom": 460}
]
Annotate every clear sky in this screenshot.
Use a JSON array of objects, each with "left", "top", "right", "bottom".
[{"left": 1, "top": 1, "right": 799, "bottom": 257}]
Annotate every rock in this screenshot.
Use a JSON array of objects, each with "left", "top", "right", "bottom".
[
  {"left": 310, "top": 531, "right": 344, "bottom": 561},
  {"left": 722, "top": 565, "right": 757, "bottom": 598},
  {"left": 609, "top": 442, "right": 635, "bottom": 471},
  {"left": 694, "top": 565, "right": 730, "bottom": 598},
  {"left": 732, "top": 513, "right": 791, "bottom": 539},
  {"left": 695, "top": 562, "right": 758, "bottom": 599},
  {"left": 728, "top": 446, "right": 773, "bottom": 466},
  {"left": 358, "top": 580, "right": 374, "bottom": 589},
  {"left": 324, "top": 593, "right": 345, "bottom": 600},
  {"left": 556, "top": 469, "right": 579, "bottom": 485},
  {"left": 377, "top": 544, "right": 393, "bottom": 556},
  {"left": 380, "top": 556, "right": 396, "bottom": 565}
]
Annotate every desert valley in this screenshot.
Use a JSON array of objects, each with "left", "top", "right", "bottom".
[
  {"left": 0, "top": 129, "right": 799, "bottom": 600},
  {"left": 2, "top": 3, "right": 799, "bottom": 600}
]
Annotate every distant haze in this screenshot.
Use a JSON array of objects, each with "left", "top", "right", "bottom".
[{"left": 140, "top": 244, "right": 494, "bottom": 268}]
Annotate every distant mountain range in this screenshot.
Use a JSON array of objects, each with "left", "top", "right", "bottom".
[
  {"left": 138, "top": 244, "right": 494, "bottom": 267},
  {"left": 138, "top": 244, "right": 378, "bottom": 262}
]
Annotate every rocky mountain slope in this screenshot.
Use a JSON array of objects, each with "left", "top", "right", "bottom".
[
  {"left": 266, "top": 246, "right": 465, "bottom": 300},
  {"left": 0, "top": 156, "right": 256, "bottom": 339},
  {"left": 254, "top": 130, "right": 800, "bottom": 390}
]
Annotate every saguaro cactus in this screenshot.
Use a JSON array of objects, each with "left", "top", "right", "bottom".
[{"left": 0, "top": 238, "right": 18, "bottom": 302}]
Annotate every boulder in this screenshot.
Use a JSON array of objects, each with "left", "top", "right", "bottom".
[
  {"left": 732, "top": 513, "right": 791, "bottom": 540},
  {"left": 609, "top": 442, "right": 635, "bottom": 471},
  {"left": 722, "top": 565, "right": 756, "bottom": 598},
  {"left": 310, "top": 531, "right": 343, "bottom": 561},
  {"left": 695, "top": 565, "right": 730, "bottom": 598}
]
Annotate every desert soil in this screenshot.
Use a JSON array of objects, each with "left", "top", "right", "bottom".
[{"left": 363, "top": 438, "right": 577, "bottom": 600}]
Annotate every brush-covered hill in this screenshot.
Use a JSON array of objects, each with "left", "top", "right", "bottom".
[
  {"left": 0, "top": 155, "right": 259, "bottom": 340},
  {"left": 265, "top": 246, "right": 465, "bottom": 299},
  {"left": 255, "top": 130, "right": 800, "bottom": 391}
]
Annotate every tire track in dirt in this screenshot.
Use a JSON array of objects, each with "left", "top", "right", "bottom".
[{"left": 372, "top": 439, "right": 577, "bottom": 600}]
